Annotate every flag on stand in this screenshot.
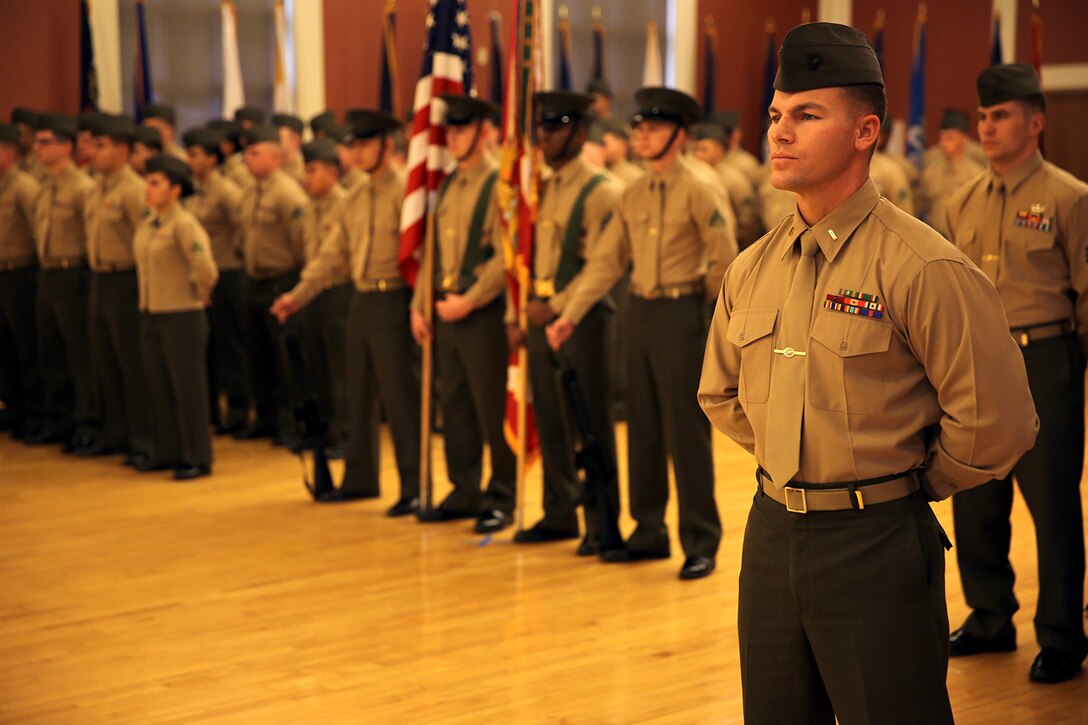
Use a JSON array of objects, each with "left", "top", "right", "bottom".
[
  {"left": 643, "top": 19, "right": 663, "bottom": 86},
  {"left": 702, "top": 16, "right": 718, "bottom": 116},
  {"left": 221, "top": 1, "right": 246, "bottom": 118},
  {"left": 873, "top": 10, "right": 885, "bottom": 71},
  {"left": 380, "top": 1, "right": 402, "bottom": 118},
  {"left": 80, "top": 0, "right": 99, "bottom": 111},
  {"left": 489, "top": 11, "right": 505, "bottom": 109},
  {"left": 907, "top": 3, "right": 927, "bottom": 169},
  {"left": 761, "top": 18, "right": 776, "bottom": 162},
  {"left": 990, "top": 10, "right": 1003, "bottom": 65},
  {"left": 499, "top": 0, "right": 541, "bottom": 471},
  {"left": 273, "top": 0, "right": 294, "bottom": 113},
  {"left": 556, "top": 4, "right": 573, "bottom": 90},
  {"left": 398, "top": 0, "right": 475, "bottom": 288},
  {"left": 133, "top": 0, "right": 153, "bottom": 121},
  {"left": 1030, "top": 0, "right": 1043, "bottom": 77},
  {"left": 590, "top": 6, "right": 605, "bottom": 85}
]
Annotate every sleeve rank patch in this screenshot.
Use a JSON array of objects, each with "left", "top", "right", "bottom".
[
  {"left": 599, "top": 210, "right": 613, "bottom": 233},
  {"left": 708, "top": 209, "right": 726, "bottom": 228}
]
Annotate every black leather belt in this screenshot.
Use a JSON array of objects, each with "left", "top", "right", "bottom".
[
  {"left": 41, "top": 257, "right": 86, "bottom": 270},
  {"left": 0, "top": 256, "right": 37, "bottom": 271},
  {"left": 1011, "top": 320, "right": 1073, "bottom": 348},
  {"left": 756, "top": 467, "right": 920, "bottom": 513}
]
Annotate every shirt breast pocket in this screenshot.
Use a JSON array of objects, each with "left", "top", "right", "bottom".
[
  {"left": 808, "top": 312, "right": 893, "bottom": 414},
  {"left": 256, "top": 207, "right": 278, "bottom": 227},
  {"left": 726, "top": 308, "right": 778, "bottom": 404},
  {"left": 1006, "top": 226, "right": 1056, "bottom": 253}
]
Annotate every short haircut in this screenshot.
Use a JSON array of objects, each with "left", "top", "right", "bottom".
[
  {"left": 844, "top": 84, "right": 887, "bottom": 126},
  {"left": 1020, "top": 94, "right": 1047, "bottom": 115}
]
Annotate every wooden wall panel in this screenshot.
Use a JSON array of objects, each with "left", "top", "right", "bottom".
[{"left": 0, "top": 0, "right": 81, "bottom": 119}]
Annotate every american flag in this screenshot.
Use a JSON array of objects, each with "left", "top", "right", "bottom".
[{"left": 398, "top": 0, "right": 475, "bottom": 287}]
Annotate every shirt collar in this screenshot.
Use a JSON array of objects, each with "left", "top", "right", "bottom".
[
  {"left": 154, "top": 203, "right": 179, "bottom": 227},
  {"left": 549, "top": 156, "right": 590, "bottom": 189},
  {"left": 780, "top": 179, "right": 880, "bottom": 263},
  {"left": 649, "top": 155, "right": 686, "bottom": 189},
  {"left": 456, "top": 154, "right": 497, "bottom": 185},
  {"left": 988, "top": 149, "right": 1043, "bottom": 194}
]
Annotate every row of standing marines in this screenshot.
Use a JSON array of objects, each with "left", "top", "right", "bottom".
[{"left": 1, "top": 19, "right": 1085, "bottom": 719}]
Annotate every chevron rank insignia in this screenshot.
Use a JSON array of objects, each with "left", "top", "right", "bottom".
[
  {"left": 824, "top": 289, "right": 884, "bottom": 319},
  {"left": 1014, "top": 204, "right": 1053, "bottom": 232}
]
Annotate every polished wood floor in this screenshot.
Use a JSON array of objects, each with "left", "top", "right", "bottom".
[{"left": 1, "top": 424, "right": 1086, "bottom": 723}]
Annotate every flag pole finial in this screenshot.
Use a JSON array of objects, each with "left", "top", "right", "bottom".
[
  {"left": 765, "top": 17, "right": 775, "bottom": 35},
  {"left": 558, "top": 4, "right": 569, "bottom": 22},
  {"left": 592, "top": 6, "right": 602, "bottom": 23},
  {"left": 875, "top": 9, "right": 885, "bottom": 31},
  {"left": 801, "top": 8, "right": 811, "bottom": 24}
]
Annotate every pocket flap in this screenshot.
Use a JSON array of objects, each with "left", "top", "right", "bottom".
[
  {"left": 727, "top": 308, "right": 779, "bottom": 348},
  {"left": 811, "top": 312, "right": 892, "bottom": 357},
  {"left": 1007, "top": 226, "right": 1055, "bottom": 253}
]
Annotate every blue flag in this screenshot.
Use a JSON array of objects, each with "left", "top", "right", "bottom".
[
  {"left": 990, "top": 15, "right": 1004, "bottom": 65},
  {"left": 907, "top": 11, "right": 927, "bottom": 169},
  {"left": 133, "top": 0, "right": 153, "bottom": 122},
  {"left": 556, "top": 9, "right": 572, "bottom": 91},
  {"left": 80, "top": 0, "right": 98, "bottom": 111},
  {"left": 873, "top": 12, "right": 885, "bottom": 72}
]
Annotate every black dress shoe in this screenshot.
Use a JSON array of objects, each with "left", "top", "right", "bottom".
[
  {"left": 416, "top": 505, "right": 477, "bottom": 522},
  {"left": 325, "top": 444, "right": 346, "bottom": 460},
  {"left": 75, "top": 442, "right": 124, "bottom": 458},
  {"left": 134, "top": 457, "right": 172, "bottom": 472},
  {"left": 576, "top": 535, "right": 601, "bottom": 556},
  {"left": 474, "top": 509, "right": 510, "bottom": 533},
  {"left": 679, "top": 555, "right": 716, "bottom": 580},
  {"left": 173, "top": 464, "right": 212, "bottom": 480},
  {"left": 949, "top": 626, "right": 1017, "bottom": 657},
  {"left": 386, "top": 496, "right": 420, "bottom": 517},
  {"left": 1029, "top": 648, "right": 1084, "bottom": 683},
  {"left": 600, "top": 547, "right": 670, "bottom": 563},
  {"left": 62, "top": 432, "right": 95, "bottom": 453},
  {"left": 214, "top": 421, "right": 246, "bottom": 436},
  {"left": 513, "top": 521, "right": 580, "bottom": 544},
  {"left": 232, "top": 424, "right": 275, "bottom": 440},
  {"left": 314, "top": 487, "right": 380, "bottom": 503},
  {"left": 23, "top": 428, "right": 67, "bottom": 445}
]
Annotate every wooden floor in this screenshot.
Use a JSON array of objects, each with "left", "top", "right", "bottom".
[{"left": 1, "top": 425, "right": 1086, "bottom": 724}]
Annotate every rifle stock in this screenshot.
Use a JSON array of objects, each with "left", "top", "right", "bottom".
[
  {"left": 555, "top": 355, "right": 624, "bottom": 554},
  {"left": 282, "top": 319, "right": 336, "bottom": 499}
]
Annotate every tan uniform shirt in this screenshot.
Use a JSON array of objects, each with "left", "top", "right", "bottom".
[
  {"left": 608, "top": 159, "right": 644, "bottom": 190},
  {"left": 185, "top": 171, "right": 244, "bottom": 271},
  {"left": 871, "top": 151, "right": 915, "bottom": 215},
  {"left": 715, "top": 158, "right": 763, "bottom": 248},
  {"left": 532, "top": 157, "right": 625, "bottom": 325},
  {"left": 946, "top": 150, "right": 1088, "bottom": 335},
  {"left": 18, "top": 155, "right": 49, "bottom": 184},
  {"left": 918, "top": 153, "right": 984, "bottom": 239},
  {"left": 0, "top": 165, "right": 41, "bottom": 265},
  {"left": 239, "top": 168, "right": 309, "bottom": 277},
  {"left": 134, "top": 204, "right": 219, "bottom": 312},
  {"left": 34, "top": 163, "right": 95, "bottom": 266},
  {"left": 293, "top": 165, "right": 406, "bottom": 298},
  {"left": 410, "top": 157, "right": 504, "bottom": 312},
  {"left": 616, "top": 155, "right": 738, "bottom": 299},
  {"left": 698, "top": 179, "right": 1038, "bottom": 500},
  {"left": 288, "top": 185, "right": 352, "bottom": 307},
  {"left": 222, "top": 153, "right": 252, "bottom": 189},
  {"left": 87, "top": 165, "right": 146, "bottom": 271},
  {"left": 340, "top": 167, "right": 365, "bottom": 192},
  {"left": 725, "top": 146, "right": 764, "bottom": 188}
]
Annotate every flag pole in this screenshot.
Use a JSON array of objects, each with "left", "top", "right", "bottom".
[{"left": 418, "top": 202, "right": 436, "bottom": 513}]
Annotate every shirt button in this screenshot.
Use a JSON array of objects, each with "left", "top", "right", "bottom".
[
  {"left": 840, "top": 341, "right": 848, "bottom": 352},
  {"left": 739, "top": 331, "right": 746, "bottom": 341}
]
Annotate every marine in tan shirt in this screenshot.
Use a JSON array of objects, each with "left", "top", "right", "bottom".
[
  {"left": 603, "top": 87, "right": 737, "bottom": 580},
  {"left": 82, "top": 115, "right": 154, "bottom": 458},
  {"left": 692, "top": 122, "right": 763, "bottom": 248},
  {"left": 184, "top": 126, "right": 250, "bottom": 433},
  {"left": 238, "top": 129, "right": 309, "bottom": 278},
  {"left": 273, "top": 114, "right": 306, "bottom": 186},
  {"left": 137, "top": 155, "right": 218, "bottom": 478},
  {"left": 11, "top": 108, "right": 49, "bottom": 184},
  {"left": 870, "top": 149, "right": 915, "bottom": 214},
  {"left": 918, "top": 110, "right": 984, "bottom": 238},
  {"left": 31, "top": 114, "right": 99, "bottom": 447},
  {"left": 272, "top": 110, "right": 420, "bottom": 508},
  {"left": 0, "top": 123, "right": 43, "bottom": 437},
  {"left": 408, "top": 96, "right": 515, "bottom": 531},
  {"left": 509, "top": 91, "right": 625, "bottom": 553},
  {"left": 944, "top": 63, "right": 1088, "bottom": 682},
  {"left": 141, "top": 103, "right": 187, "bottom": 162},
  {"left": 698, "top": 25, "right": 1037, "bottom": 723}
]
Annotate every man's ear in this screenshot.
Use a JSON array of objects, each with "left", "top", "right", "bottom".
[{"left": 856, "top": 116, "right": 881, "bottom": 154}]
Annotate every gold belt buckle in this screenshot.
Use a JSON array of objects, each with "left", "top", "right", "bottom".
[
  {"left": 784, "top": 487, "right": 808, "bottom": 514},
  {"left": 1019, "top": 331, "right": 1030, "bottom": 347},
  {"left": 441, "top": 274, "right": 458, "bottom": 292},
  {"left": 377, "top": 279, "right": 388, "bottom": 292}
]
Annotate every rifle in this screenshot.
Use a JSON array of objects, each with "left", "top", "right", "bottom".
[
  {"left": 555, "top": 354, "right": 625, "bottom": 555},
  {"left": 282, "top": 319, "right": 336, "bottom": 499}
]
